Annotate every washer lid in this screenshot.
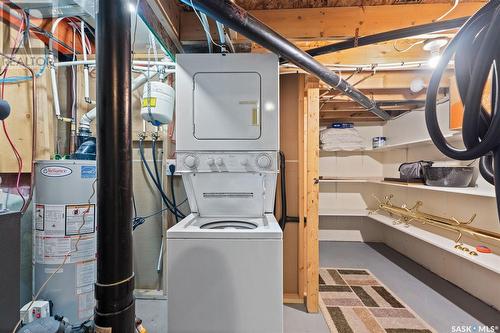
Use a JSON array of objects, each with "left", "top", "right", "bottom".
[{"left": 183, "top": 172, "right": 277, "bottom": 217}]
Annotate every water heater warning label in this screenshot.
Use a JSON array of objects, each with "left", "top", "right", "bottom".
[
  {"left": 78, "top": 290, "right": 95, "bottom": 320},
  {"left": 76, "top": 260, "right": 96, "bottom": 289},
  {"left": 35, "top": 205, "right": 44, "bottom": 231},
  {"left": 65, "top": 204, "right": 96, "bottom": 236},
  {"left": 70, "top": 236, "right": 96, "bottom": 263},
  {"left": 43, "top": 205, "right": 66, "bottom": 236}
]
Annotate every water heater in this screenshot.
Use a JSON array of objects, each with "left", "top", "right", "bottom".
[{"left": 33, "top": 160, "right": 97, "bottom": 324}]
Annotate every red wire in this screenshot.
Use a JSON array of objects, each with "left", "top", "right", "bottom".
[{"left": 1, "top": 12, "right": 27, "bottom": 210}]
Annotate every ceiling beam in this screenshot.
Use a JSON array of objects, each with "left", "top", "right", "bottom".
[{"left": 180, "top": 2, "right": 486, "bottom": 42}]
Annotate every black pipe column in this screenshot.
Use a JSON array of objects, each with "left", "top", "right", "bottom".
[{"left": 94, "top": 0, "right": 135, "bottom": 331}]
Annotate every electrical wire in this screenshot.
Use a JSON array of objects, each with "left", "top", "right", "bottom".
[
  {"left": 437, "top": 0, "right": 460, "bottom": 21},
  {"left": 0, "top": 9, "right": 26, "bottom": 76},
  {"left": 425, "top": 0, "right": 500, "bottom": 221},
  {"left": 393, "top": 40, "right": 424, "bottom": 53},
  {"left": 189, "top": 0, "right": 225, "bottom": 51},
  {"left": 0, "top": 13, "right": 27, "bottom": 210}
]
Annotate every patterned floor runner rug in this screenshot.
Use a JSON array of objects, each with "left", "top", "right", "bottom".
[{"left": 319, "top": 268, "right": 435, "bottom": 333}]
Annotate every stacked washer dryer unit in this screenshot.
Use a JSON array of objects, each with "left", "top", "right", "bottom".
[{"left": 167, "top": 53, "right": 283, "bottom": 333}]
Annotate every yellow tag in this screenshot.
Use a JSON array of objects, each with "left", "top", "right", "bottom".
[
  {"left": 142, "top": 97, "right": 157, "bottom": 108},
  {"left": 252, "top": 108, "right": 258, "bottom": 126}
]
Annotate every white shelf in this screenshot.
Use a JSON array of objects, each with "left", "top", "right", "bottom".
[
  {"left": 370, "top": 133, "right": 462, "bottom": 152},
  {"left": 368, "top": 213, "right": 500, "bottom": 274},
  {"left": 373, "top": 180, "right": 496, "bottom": 198},
  {"left": 321, "top": 133, "right": 462, "bottom": 153},
  {"left": 319, "top": 177, "right": 382, "bottom": 183},
  {"left": 319, "top": 209, "right": 370, "bottom": 217},
  {"left": 318, "top": 178, "right": 495, "bottom": 197}
]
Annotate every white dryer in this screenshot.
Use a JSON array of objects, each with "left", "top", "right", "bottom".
[{"left": 167, "top": 54, "right": 283, "bottom": 333}]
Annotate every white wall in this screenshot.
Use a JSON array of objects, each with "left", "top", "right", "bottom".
[{"left": 319, "top": 101, "right": 500, "bottom": 309}]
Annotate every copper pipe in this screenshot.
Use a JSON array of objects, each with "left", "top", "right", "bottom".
[{"left": 0, "top": 52, "right": 37, "bottom": 214}]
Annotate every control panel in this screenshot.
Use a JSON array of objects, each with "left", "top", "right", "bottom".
[{"left": 176, "top": 152, "right": 278, "bottom": 173}]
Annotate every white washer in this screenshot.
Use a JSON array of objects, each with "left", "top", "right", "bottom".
[
  {"left": 167, "top": 214, "right": 282, "bottom": 333},
  {"left": 167, "top": 54, "right": 282, "bottom": 333}
]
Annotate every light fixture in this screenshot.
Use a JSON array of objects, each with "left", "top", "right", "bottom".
[
  {"left": 423, "top": 37, "right": 449, "bottom": 69},
  {"left": 128, "top": 2, "right": 136, "bottom": 13},
  {"left": 410, "top": 78, "right": 426, "bottom": 93}
]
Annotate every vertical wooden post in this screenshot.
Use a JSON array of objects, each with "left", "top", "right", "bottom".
[
  {"left": 297, "top": 83, "right": 306, "bottom": 301},
  {"left": 305, "top": 87, "right": 319, "bottom": 313}
]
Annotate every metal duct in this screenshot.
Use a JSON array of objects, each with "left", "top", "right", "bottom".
[
  {"left": 181, "top": 0, "right": 391, "bottom": 120},
  {"left": 94, "top": 0, "right": 135, "bottom": 331}
]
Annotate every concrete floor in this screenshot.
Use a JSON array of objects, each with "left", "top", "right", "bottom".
[{"left": 136, "top": 241, "right": 500, "bottom": 332}]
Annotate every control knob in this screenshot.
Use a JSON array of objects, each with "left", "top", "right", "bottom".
[
  {"left": 207, "top": 158, "right": 215, "bottom": 166},
  {"left": 256, "top": 154, "right": 272, "bottom": 169},
  {"left": 216, "top": 158, "right": 224, "bottom": 166},
  {"left": 184, "top": 155, "right": 197, "bottom": 169}
]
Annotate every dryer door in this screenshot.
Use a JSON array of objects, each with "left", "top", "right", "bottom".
[{"left": 193, "top": 72, "right": 261, "bottom": 141}]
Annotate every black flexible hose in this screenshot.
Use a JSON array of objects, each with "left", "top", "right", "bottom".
[
  {"left": 152, "top": 139, "right": 162, "bottom": 191},
  {"left": 150, "top": 139, "right": 185, "bottom": 219},
  {"left": 151, "top": 139, "right": 185, "bottom": 220},
  {"left": 169, "top": 164, "right": 179, "bottom": 224},
  {"left": 138, "top": 139, "right": 185, "bottom": 219},
  {"left": 425, "top": 0, "right": 500, "bottom": 219},
  {"left": 279, "top": 151, "right": 287, "bottom": 230}
]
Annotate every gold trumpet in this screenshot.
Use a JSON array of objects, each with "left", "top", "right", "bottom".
[{"left": 371, "top": 195, "right": 500, "bottom": 246}]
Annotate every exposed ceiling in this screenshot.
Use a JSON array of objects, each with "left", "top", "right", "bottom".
[
  {"left": 172, "top": 0, "right": 486, "bottom": 122},
  {"left": 232, "top": 0, "right": 479, "bottom": 10}
]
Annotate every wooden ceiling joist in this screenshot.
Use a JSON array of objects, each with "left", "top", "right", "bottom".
[
  {"left": 233, "top": 0, "right": 474, "bottom": 10},
  {"left": 180, "top": 2, "right": 485, "bottom": 42}
]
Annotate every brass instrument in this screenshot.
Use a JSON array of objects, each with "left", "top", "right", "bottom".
[{"left": 371, "top": 195, "right": 500, "bottom": 247}]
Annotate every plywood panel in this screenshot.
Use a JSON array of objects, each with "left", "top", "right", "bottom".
[
  {"left": 279, "top": 74, "right": 305, "bottom": 297},
  {"left": 0, "top": 54, "right": 53, "bottom": 172}
]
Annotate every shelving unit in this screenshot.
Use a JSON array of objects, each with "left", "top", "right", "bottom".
[
  {"left": 318, "top": 102, "right": 500, "bottom": 309},
  {"left": 318, "top": 208, "right": 500, "bottom": 273},
  {"left": 368, "top": 213, "right": 500, "bottom": 275}
]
